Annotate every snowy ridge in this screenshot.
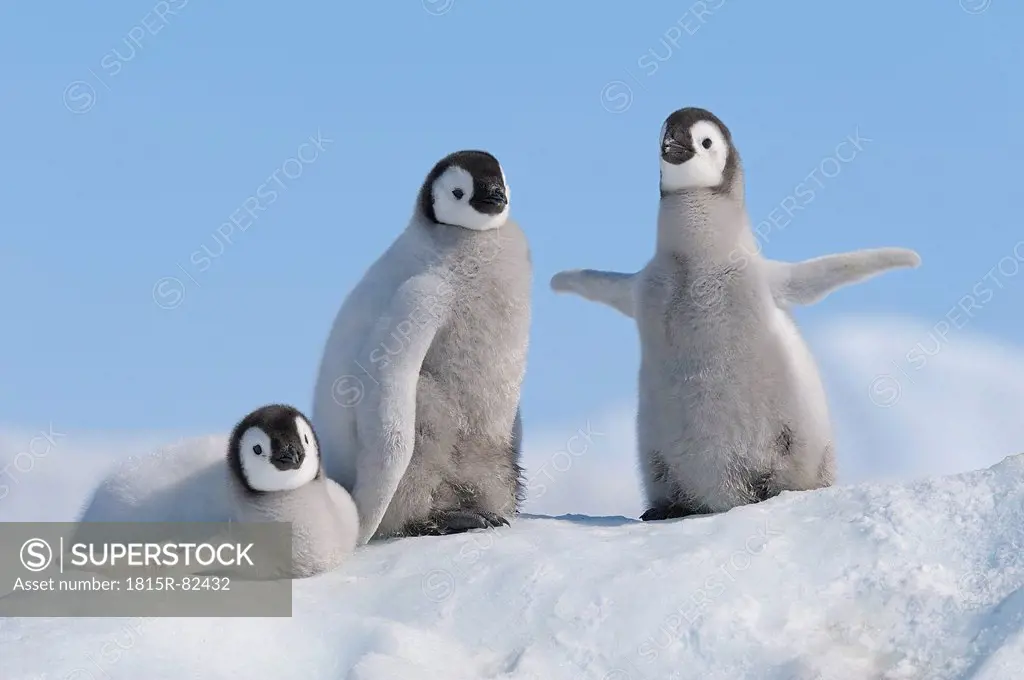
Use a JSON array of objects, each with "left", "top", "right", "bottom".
[{"left": 2, "top": 448, "right": 1022, "bottom": 680}]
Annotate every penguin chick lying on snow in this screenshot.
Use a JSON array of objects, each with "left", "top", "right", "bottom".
[{"left": 78, "top": 404, "right": 359, "bottom": 578}]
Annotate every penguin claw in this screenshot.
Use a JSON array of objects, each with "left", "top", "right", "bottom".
[
  {"left": 640, "top": 504, "right": 704, "bottom": 522},
  {"left": 640, "top": 507, "right": 671, "bottom": 522},
  {"left": 479, "top": 511, "right": 511, "bottom": 528},
  {"left": 403, "top": 510, "right": 511, "bottom": 537}
]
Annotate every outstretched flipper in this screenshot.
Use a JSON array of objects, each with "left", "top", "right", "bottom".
[
  {"left": 550, "top": 269, "right": 638, "bottom": 318},
  {"left": 352, "top": 275, "right": 451, "bottom": 544},
  {"left": 767, "top": 248, "right": 921, "bottom": 306}
]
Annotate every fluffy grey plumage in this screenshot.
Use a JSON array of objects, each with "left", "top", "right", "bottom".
[
  {"left": 311, "top": 150, "right": 531, "bottom": 544},
  {"left": 78, "top": 404, "right": 359, "bottom": 579},
  {"left": 551, "top": 107, "right": 921, "bottom": 520}
]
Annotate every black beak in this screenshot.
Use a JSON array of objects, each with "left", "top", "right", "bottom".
[
  {"left": 271, "top": 446, "right": 303, "bottom": 470},
  {"left": 662, "top": 141, "right": 694, "bottom": 165},
  {"left": 470, "top": 184, "right": 508, "bottom": 213}
]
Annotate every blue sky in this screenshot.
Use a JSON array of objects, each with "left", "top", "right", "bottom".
[{"left": 1, "top": 0, "right": 1021, "bottom": 436}]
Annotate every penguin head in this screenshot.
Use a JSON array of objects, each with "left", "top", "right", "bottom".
[
  {"left": 227, "top": 404, "right": 321, "bottom": 494},
  {"left": 418, "top": 150, "right": 510, "bottom": 231},
  {"left": 659, "top": 107, "right": 740, "bottom": 197}
]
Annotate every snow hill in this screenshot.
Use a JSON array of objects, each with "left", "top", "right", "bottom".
[{"left": 1, "top": 443, "right": 1022, "bottom": 680}]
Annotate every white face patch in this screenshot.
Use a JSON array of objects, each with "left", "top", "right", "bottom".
[
  {"left": 237, "top": 422, "right": 319, "bottom": 493},
  {"left": 293, "top": 416, "right": 319, "bottom": 463},
  {"left": 660, "top": 120, "right": 730, "bottom": 192},
  {"left": 431, "top": 165, "right": 509, "bottom": 231}
]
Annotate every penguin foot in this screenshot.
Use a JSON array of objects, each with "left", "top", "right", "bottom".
[
  {"left": 640, "top": 504, "right": 705, "bottom": 522},
  {"left": 402, "top": 510, "right": 510, "bottom": 537},
  {"left": 750, "top": 471, "right": 779, "bottom": 503}
]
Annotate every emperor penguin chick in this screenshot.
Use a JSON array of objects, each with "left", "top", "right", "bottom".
[
  {"left": 550, "top": 107, "right": 921, "bottom": 519},
  {"left": 78, "top": 404, "right": 359, "bottom": 578},
  {"left": 312, "top": 149, "right": 531, "bottom": 544},
  {"left": 226, "top": 404, "right": 360, "bottom": 576}
]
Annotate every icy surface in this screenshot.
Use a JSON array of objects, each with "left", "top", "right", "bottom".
[{"left": 1, "top": 436, "right": 1022, "bottom": 680}]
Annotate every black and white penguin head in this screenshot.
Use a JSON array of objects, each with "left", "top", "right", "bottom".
[
  {"left": 227, "top": 404, "right": 321, "bottom": 494},
  {"left": 417, "top": 150, "right": 510, "bottom": 231},
  {"left": 659, "top": 107, "right": 740, "bottom": 196}
]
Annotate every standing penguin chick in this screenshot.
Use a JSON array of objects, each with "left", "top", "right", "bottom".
[
  {"left": 550, "top": 107, "right": 920, "bottom": 519},
  {"left": 311, "top": 150, "right": 531, "bottom": 544},
  {"left": 78, "top": 404, "right": 359, "bottom": 578}
]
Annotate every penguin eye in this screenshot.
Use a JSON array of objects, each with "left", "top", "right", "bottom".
[
  {"left": 702, "top": 138, "right": 713, "bottom": 149},
  {"left": 252, "top": 444, "right": 263, "bottom": 456},
  {"left": 303, "top": 434, "right": 309, "bottom": 444},
  {"left": 452, "top": 188, "right": 464, "bottom": 200}
]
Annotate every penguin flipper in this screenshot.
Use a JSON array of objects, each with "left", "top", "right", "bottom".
[
  {"left": 767, "top": 248, "right": 921, "bottom": 306},
  {"left": 550, "top": 268, "right": 637, "bottom": 318},
  {"left": 351, "top": 275, "right": 451, "bottom": 544}
]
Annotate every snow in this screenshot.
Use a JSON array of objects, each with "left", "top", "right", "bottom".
[
  {"left": 3, "top": 318, "right": 1024, "bottom": 679},
  {"left": 2, "top": 436, "right": 1022, "bottom": 680}
]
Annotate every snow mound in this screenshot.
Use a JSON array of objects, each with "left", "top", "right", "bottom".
[{"left": 2, "top": 452, "right": 1023, "bottom": 680}]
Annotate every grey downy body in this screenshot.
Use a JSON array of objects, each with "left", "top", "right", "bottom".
[
  {"left": 227, "top": 469, "right": 358, "bottom": 579},
  {"left": 635, "top": 190, "right": 834, "bottom": 515}
]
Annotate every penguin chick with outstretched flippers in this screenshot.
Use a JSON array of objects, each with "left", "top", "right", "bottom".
[
  {"left": 550, "top": 107, "right": 920, "bottom": 520},
  {"left": 311, "top": 150, "right": 530, "bottom": 544},
  {"left": 78, "top": 404, "right": 359, "bottom": 578}
]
